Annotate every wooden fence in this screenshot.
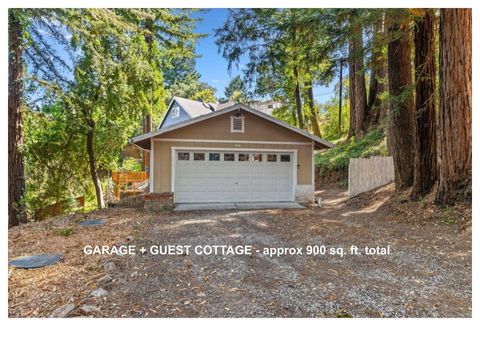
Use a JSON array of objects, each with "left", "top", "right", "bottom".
[
  {"left": 35, "top": 196, "right": 85, "bottom": 220},
  {"left": 348, "top": 156, "right": 395, "bottom": 198}
]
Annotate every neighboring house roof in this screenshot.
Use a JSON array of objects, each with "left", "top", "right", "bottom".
[
  {"left": 159, "top": 97, "right": 243, "bottom": 129},
  {"left": 173, "top": 97, "right": 215, "bottom": 118},
  {"left": 132, "top": 103, "right": 334, "bottom": 150},
  {"left": 159, "top": 97, "right": 216, "bottom": 129}
]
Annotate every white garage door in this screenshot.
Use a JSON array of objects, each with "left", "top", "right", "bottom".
[{"left": 174, "top": 150, "right": 294, "bottom": 203}]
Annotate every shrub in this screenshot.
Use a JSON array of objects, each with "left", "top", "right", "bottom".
[{"left": 316, "top": 128, "right": 388, "bottom": 176}]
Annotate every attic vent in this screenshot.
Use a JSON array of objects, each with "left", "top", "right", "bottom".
[
  {"left": 171, "top": 106, "right": 180, "bottom": 118},
  {"left": 231, "top": 116, "right": 244, "bottom": 133}
]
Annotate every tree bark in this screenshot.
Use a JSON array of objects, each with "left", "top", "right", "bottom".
[
  {"left": 367, "top": 19, "right": 386, "bottom": 127},
  {"left": 8, "top": 10, "right": 27, "bottom": 227},
  {"left": 348, "top": 40, "right": 356, "bottom": 138},
  {"left": 353, "top": 25, "right": 367, "bottom": 135},
  {"left": 348, "top": 26, "right": 367, "bottom": 138},
  {"left": 142, "top": 19, "right": 153, "bottom": 172},
  {"left": 412, "top": 10, "right": 437, "bottom": 198},
  {"left": 293, "top": 65, "right": 305, "bottom": 129},
  {"left": 338, "top": 60, "right": 344, "bottom": 136},
  {"left": 387, "top": 18, "right": 415, "bottom": 191},
  {"left": 86, "top": 126, "right": 105, "bottom": 209},
  {"left": 436, "top": 9, "right": 472, "bottom": 205},
  {"left": 305, "top": 78, "right": 321, "bottom": 137}
]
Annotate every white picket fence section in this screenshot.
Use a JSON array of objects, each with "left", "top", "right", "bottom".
[{"left": 348, "top": 156, "right": 395, "bottom": 198}]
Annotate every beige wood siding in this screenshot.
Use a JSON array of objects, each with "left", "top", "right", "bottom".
[{"left": 163, "top": 111, "right": 309, "bottom": 142}]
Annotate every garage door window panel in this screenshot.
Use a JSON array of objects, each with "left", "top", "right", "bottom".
[
  {"left": 280, "top": 154, "right": 291, "bottom": 162},
  {"left": 209, "top": 153, "right": 220, "bottom": 161},
  {"left": 267, "top": 154, "right": 277, "bottom": 162},
  {"left": 239, "top": 154, "right": 249, "bottom": 162},
  {"left": 178, "top": 152, "right": 190, "bottom": 161},
  {"left": 194, "top": 153, "right": 205, "bottom": 161},
  {"left": 224, "top": 153, "right": 235, "bottom": 161}
]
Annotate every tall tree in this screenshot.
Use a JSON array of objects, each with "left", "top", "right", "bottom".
[
  {"left": 436, "top": 9, "right": 472, "bottom": 204},
  {"left": 347, "top": 22, "right": 367, "bottom": 138},
  {"left": 387, "top": 12, "right": 415, "bottom": 190},
  {"left": 352, "top": 24, "right": 367, "bottom": 135},
  {"left": 142, "top": 18, "right": 154, "bottom": 171},
  {"left": 305, "top": 76, "right": 322, "bottom": 137},
  {"left": 292, "top": 65, "right": 305, "bottom": 129},
  {"left": 167, "top": 71, "right": 217, "bottom": 103},
  {"left": 290, "top": 12, "right": 305, "bottom": 129},
  {"left": 216, "top": 9, "right": 336, "bottom": 131},
  {"left": 347, "top": 40, "right": 356, "bottom": 138},
  {"left": 223, "top": 75, "right": 247, "bottom": 103},
  {"left": 8, "top": 10, "right": 27, "bottom": 227},
  {"left": 412, "top": 10, "right": 437, "bottom": 198},
  {"left": 367, "top": 16, "right": 387, "bottom": 127},
  {"left": 23, "top": 9, "right": 198, "bottom": 209}
]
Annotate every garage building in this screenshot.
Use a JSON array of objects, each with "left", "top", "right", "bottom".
[{"left": 131, "top": 97, "right": 333, "bottom": 206}]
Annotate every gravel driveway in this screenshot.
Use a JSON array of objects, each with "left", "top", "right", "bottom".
[
  {"left": 103, "top": 185, "right": 472, "bottom": 318},
  {"left": 9, "top": 184, "right": 471, "bottom": 317}
]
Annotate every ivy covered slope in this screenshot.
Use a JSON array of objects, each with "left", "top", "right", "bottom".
[{"left": 315, "top": 128, "right": 388, "bottom": 177}]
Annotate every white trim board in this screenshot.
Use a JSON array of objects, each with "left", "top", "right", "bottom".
[
  {"left": 152, "top": 138, "right": 312, "bottom": 146},
  {"left": 149, "top": 139, "right": 154, "bottom": 193},
  {"left": 230, "top": 115, "right": 245, "bottom": 133},
  {"left": 311, "top": 141, "right": 315, "bottom": 186},
  {"left": 171, "top": 146, "right": 298, "bottom": 153}
]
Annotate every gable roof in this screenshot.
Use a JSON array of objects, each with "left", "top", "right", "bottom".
[
  {"left": 130, "top": 104, "right": 335, "bottom": 149},
  {"left": 132, "top": 103, "right": 334, "bottom": 150},
  {"left": 173, "top": 97, "right": 215, "bottom": 118},
  {"left": 158, "top": 97, "right": 215, "bottom": 129},
  {"left": 159, "top": 97, "right": 238, "bottom": 129}
]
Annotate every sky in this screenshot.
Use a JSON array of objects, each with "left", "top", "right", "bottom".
[
  {"left": 194, "top": 9, "right": 338, "bottom": 105},
  {"left": 32, "top": 9, "right": 338, "bottom": 106}
]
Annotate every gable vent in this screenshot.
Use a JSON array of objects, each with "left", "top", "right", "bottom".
[{"left": 231, "top": 116, "right": 244, "bottom": 133}]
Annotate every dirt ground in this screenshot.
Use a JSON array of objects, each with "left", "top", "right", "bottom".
[{"left": 8, "top": 184, "right": 471, "bottom": 318}]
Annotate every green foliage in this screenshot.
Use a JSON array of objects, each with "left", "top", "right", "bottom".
[
  {"left": 315, "top": 128, "right": 388, "bottom": 175},
  {"left": 166, "top": 71, "right": 217, "bottom": 103},
  {"left": 120, "top": 157, "right": 142, "bottom": 172},
  {"left": 215, "top": 9, "right": 338, "bottom": 130},
  {"left": 223, "top": 75, "right": 247, "bottom": 102},
  {"left": 23, "top": 104, "right": 88, "bottom": 217},
  {"left": 319, "top": 93, "right": 350, "bottom": 141},
  {"left": 22, "top": 8, "right": 200, "bottom": 215}
]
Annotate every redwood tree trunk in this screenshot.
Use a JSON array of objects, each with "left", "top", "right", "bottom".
[
  {"left": 86, "top": 126, "right": 105, "bottom": 209},
  {"left": 142, "top": 19, "right": 153, "bottom": 172},
  {"left": 8, "top": 11, "right": 27, "bottom": 227},
  {"left": 348, "top": 40, "right": 356, "bottom": 138},
  {"left": 305, "top": 78, "right": 321, "bottom": 137},
  {"left": 436, "top": 9, "right": 472, "bottom": 205},
  {"left": 367, "top": 19, "right": 386, "bottom": 127},
  {"left": 338, "top": 60, "right": 344, "bottom": 136},
  {"left": 412, "top": 10, "right": 437, "bottom": 198},
  {"left": 293, "top": 65, "right": 305, "bottom": 129},
  {"left": 387, "top": 18, "right": 415, "bottom": 191},
  {"left": 353, "top": 25, "right": 367, "bottom": 135}
]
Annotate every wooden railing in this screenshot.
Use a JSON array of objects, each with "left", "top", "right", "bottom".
[{"left": 112, "top": 171, "right": 149, "bottom": 199}]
